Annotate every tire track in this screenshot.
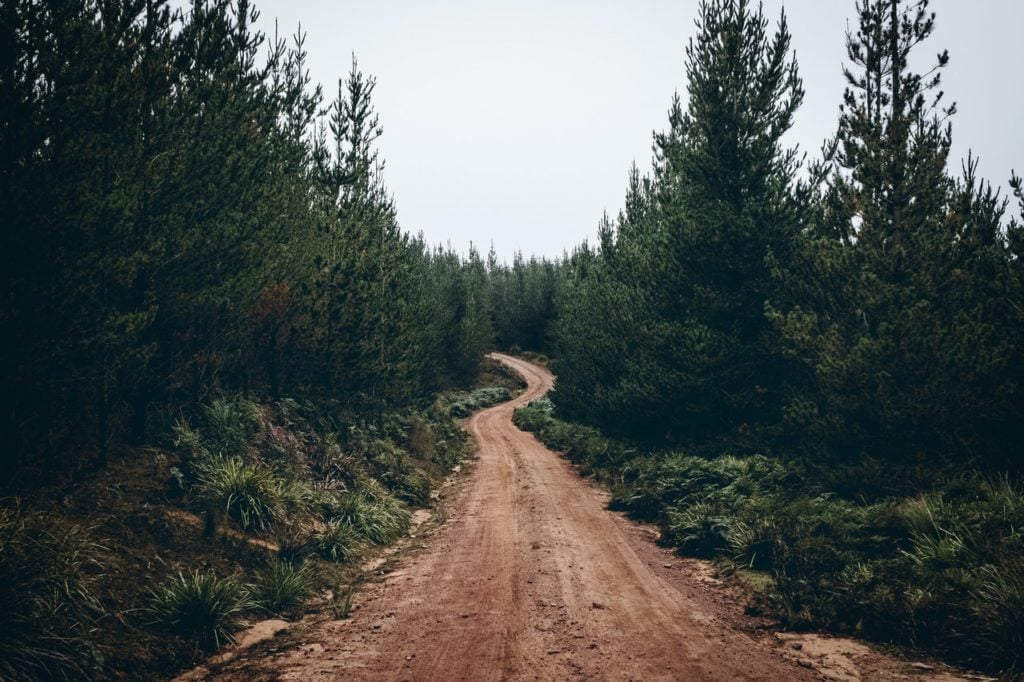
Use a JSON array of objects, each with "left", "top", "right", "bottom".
[{"left": 212, "top": 354, "right": 815, "bottom": 681}]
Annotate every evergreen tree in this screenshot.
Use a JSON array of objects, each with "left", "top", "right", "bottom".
[
  {"left": 771, "top": 0, "right": 1022, "bottom": 469},
  {"left": 556, "top": 0, "right": 806, "bottom": 446},
  {"left": 0, "top": 0, "right": 501, "bottom": 485}
]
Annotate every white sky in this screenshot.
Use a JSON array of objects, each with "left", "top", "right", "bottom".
[{"left": 250, "top": 1, "right": 1024, "bottom": 261}]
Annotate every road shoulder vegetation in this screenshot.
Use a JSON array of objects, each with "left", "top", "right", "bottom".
[
  {"left": 0, "top": 358, "right": 521, "bottom": 680},
  {"left": 513, "top": 398, "right": 1023, "bottom": 676}
]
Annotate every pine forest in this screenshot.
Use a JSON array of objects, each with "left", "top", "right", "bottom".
[{"left": 1, "top": 0, "right": 1022, "bottom": 679}]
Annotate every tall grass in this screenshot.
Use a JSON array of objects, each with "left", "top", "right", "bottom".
[
  {"left": 203, "top": 397, "right": 261, "bottom": 456},
  {"left": 331, "top": 483, "right": 410, "bottom": 546},
  {"left": 314, "top": 519, "right": 361, "bottom": 563},
  {"left": 194, "top": 457, "right": 287, "bottom": 532},
  {"left": 252, "top": 560, "right": 317, "bottom": 613},
  {"left": 0, "top": 506, "right": 104, "bottom": 680},
  {"left": 143, "top": 569, "right": 254, "bottom": 650},
  {"left": 967, "top": 563, "right": 1024, "bottom": 675}
]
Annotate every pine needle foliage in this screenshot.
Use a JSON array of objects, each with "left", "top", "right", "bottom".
[{"left": 1, "top": 0, "right": 494, "bottom": 486}]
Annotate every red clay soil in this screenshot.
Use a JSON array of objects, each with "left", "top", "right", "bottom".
[{"left": 205, "top": 354, "right": 972, "bottom": 681}]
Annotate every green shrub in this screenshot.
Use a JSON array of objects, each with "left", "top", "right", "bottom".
[
  {"left": 0, "top": 506, "right": 104, "bottom": 681},
  {"left": 448, "top": 402, "right": 472, "bottom": 418},
  {"left": 664, "top": 502, "right": 732, "bottom": 556},
  {"left": 966, "top": 562, "right": 1024, "bottom": 675},
  {"left": 173, "top": 419, "right": 210, "bottom": 462},
  {"left": 394, "top": 469, "right": 431, "bottom": 505},
  {"left": 252, "top": 560, "right": 316, "bottom": 613},
  {"left": 204, "top": 397, "right": 261, "bottom": 456},
  {"left": 977, "top": 475, "right": 1024, "bottom": 527},
  {"left": 512, "top": 399, "right": 1024, "bottom": 675},
  {"left": 143, "top": 569, "right": 253, "bottom": 650},
  {"left": 317, "top": 441, "right": 362, "bottom": 487},
  {"left": 905, "top": 526, "right": 971, "bottom": 571},
  {"left": 728, "top": 514, "right": 779, "bottom": 570},
  {"left": 406, "top": 418, "right": 437, "bottom": 461},
  {"left": 195, "top": 457, "right": 286, "bottom": 532},
  {"left": 889, "top": 493, "right": 950, "bottom": 536},
  {"left": 362, "top": 438, "right": 409, "bottom": 488},
  {"left": 447, "top": 387, "right": 512, "bottom": 417},
  {"left": 611, "top": 453, "right": 786, "bottom": 524},
  {"left": 274, "top": 521, "right": 316, "bottom": 563},
  {"left": 314, "top": 519, "right": 361, "bottom": 563},
  {"left": 332, "top": 484, "right": 410, "bottom": 546}
]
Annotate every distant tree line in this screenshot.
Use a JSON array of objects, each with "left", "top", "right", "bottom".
[
  {"left": 486, "top": 250, "right": 561, "bottom": 353},
  {"left": 0, "top": 0, "right": 494, "bottom": 486},
  {"left": 508, "top": 0, "right": 1024, "bottom": 476}
]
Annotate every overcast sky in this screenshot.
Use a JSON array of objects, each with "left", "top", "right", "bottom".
[{"left": 249, "top": 1, "right": 1023, "bottom": 262}]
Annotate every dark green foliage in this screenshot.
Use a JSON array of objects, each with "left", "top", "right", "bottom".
[
  {"left": 203, "top": 399, "right": 262, "bottom": 458},
  {"left": 966, "top": 564, "right": 1024, "bottom": 675},
  {"left": 174, "top": 391, "right": 465, "bottom": 543},
  {"left": 0, "top": 506, "right": 104, "bottom": 680},
  {"left": 521, "top": 2, "right": 1021, "bottom": 669},
  {"left": 314, "top": 519, "right": 362, "bottom": 563},
  {"left": 401, "top": 471, "right": 433, "bottom": 505},
  {"left": 487, "top": 250, "right": 562, "bottom": 353},
  {"left": 612, "top": 453, "right": 788, "bottom": 524},
  {"left": 143, "top": 569, "right": 254, "bottom": 650},
  {"left": 552, "top": 0, "right": 805, "bottom": 448},
  {"left": 542, "top": 0, "right": 1023, "bottom": 477},
  {"left": 663, "top": 503, "right": 732, "bottom": 557},
  {"left": 516, "top": 399, "right": 1024, "bottom": 674},
  {"left": 768, "top": 0, "right": 1024, "bottom": 471},
  {"left": 194, "top": 457, "right": 288, "bottom": 532},
  {"left": 252, "top": 559, "right": 317, "bottom": 614},
  {"left": 0, "top": 0, "right": 493, "bottom": 488},
  {"left": 327, "top": 483, "right": 411, "bottom": 546},
  {"left": 446, "top": 386, "right": 513, "bottom": 418},
  {"left": 2, "top": 0, "right": 1020, "bottom": 674}
]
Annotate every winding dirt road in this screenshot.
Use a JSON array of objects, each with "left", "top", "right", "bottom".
[{"left": 210, "top": 354, "right": 831, "bottom": 681}]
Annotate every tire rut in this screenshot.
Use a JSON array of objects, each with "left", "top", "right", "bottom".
[{"left": 208, "top": 353, "right": 816, "bottom": 681}]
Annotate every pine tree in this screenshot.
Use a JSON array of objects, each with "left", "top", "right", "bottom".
[
  {"left": 773, "top": 0, "right": 1022, "bottom": 469},
  {"left": 604, "top": 0, "right": 804, "bottom": 445}
]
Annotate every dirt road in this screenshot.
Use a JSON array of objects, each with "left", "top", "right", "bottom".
[{"left": 206, "top": 354, "right": 832, "bottom": 681}]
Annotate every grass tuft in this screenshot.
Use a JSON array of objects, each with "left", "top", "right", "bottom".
[
  {"left": 0, "top": 506, "right": 104, "bottom": 681},
  {"left": 331, "top": 484, "right": 410, "bottom": 546},
  {"left": 143, "top": 569, "right": 253, "bottom": 650},
  {"left": 314, "top": 519, "right": 362, "bottom": 563},
  {"left": 966, "top": 562, "right": 1024, "bottom": 675},
  {"left": 203, "top": 397, "right": 261, "bottom": 456},
  {"left": 252, "top": 559, "right": 317, "bottom": 613},
  {"left": 664, "top": 502, "right": 732, "bottom": 556},
  {"left": 194, "top": 457, "right": 286, "bottom": 532}
]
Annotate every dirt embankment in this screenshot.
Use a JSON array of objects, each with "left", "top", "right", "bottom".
[{"left": 206, "top": 354, "right": 976, "bottom": 681}]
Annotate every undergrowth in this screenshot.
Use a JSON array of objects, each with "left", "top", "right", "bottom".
[
  {"left": 514, "top": 398, "right": 1024, "bottom": 676},
  {"left": 1, "top": 377, "right": 485, "bottom": 679},
  {"left": 0, "top": 505, "right": 104, "bottom": 681},
  {"left": 143, "top": 569, "right": 254, "bottom": 650},
  {"left": 252, "top": 559, "right": 317, "bottom": 614},
  {"left": 194, "top": 456, "right": 289, "bottom": 532},
  {"left": 445, "top": 386, "right": 513, "bottom": 418}
]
